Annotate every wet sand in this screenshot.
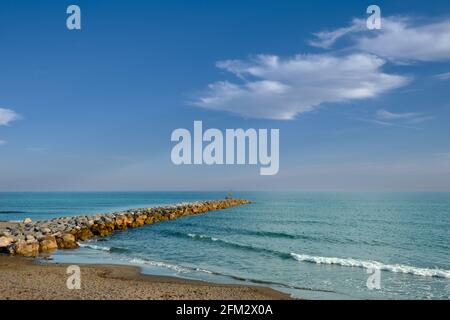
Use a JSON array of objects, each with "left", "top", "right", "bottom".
[{"left": 0, "top": 255, "right": 291, "bottom": 300}]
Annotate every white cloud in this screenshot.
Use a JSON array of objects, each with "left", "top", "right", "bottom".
[
  {"left": 195, "top": 15, "right": 450, "bottom": 120},
  {"left": 309, "top": 18, "right": 366, "bottom": 49},
  {"left": 195, "top": 53, "right": 408, "bottom": 120},
  {"left": 376, "top": 109, "right": 419, "bottom": 121},
  {"left": 368, "top": 109, "right": 434, "bottom": 126},
  {"left": 311, "top": 17, "right": 450, "bottom": 63},
  {"left": 0, "top": 139, "right": 6, "bottom": 145},
  {"left": 434, "top": 71, "right": 450, "bottom": 81},
  {"left": 406, "top": 115, "right": 435, "bottom": 124},
  {"left": 0, "top": 108, "right": 20, "bottom": 126}
]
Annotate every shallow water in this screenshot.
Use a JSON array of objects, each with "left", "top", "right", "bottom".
[{"left": 1, "top": 191, "right": 449, "bottom": 299}]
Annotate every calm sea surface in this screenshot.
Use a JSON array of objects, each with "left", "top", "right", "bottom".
[{"left": 1, "top": 192, "right": 449, "bottom": 299}]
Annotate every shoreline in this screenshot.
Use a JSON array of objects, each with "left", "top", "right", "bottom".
[
  {"left": 0, "top": 199, "right": 295, "bottom": 300},
  {"left": 0, "top": 255, "right": 292, "bottom": 300}
]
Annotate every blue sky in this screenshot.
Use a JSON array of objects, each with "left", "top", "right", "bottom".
[{"left": 0, "top": 0, "right": 449, "bottom": 191}]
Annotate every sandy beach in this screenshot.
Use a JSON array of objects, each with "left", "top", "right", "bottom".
[
  {"left": 0, "top": 200, "right": 292, "bottom": 300},
  {"left": 0, "top": 255, "right": 291, "bottom": 300}
]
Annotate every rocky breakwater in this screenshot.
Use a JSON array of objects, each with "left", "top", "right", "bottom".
[{"left": 0, "top": 199, "right": 251, "bottom": 257}]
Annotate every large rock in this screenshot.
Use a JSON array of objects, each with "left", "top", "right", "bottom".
[
  {"left": 0, "top": 236, "right": 15, "bottom": 254},
  {"left": 23, "top": 218, "right": 33, "bottom": 224},
  {"left": 0, "top": 236, "right": 14, "bottom": 248},
  {"left": 114, "top": 215, "right": 127, "bottom": 229},
  {"left": 124, "top": 214, "right": 134, "bottom": 227},
  {"left": 91, "top": 223, "right": 113, "bottom": 237},
  {"left": 74, "top": 227, "right": 94, "bottom": 241},
  {"left": 23, "top": 217, "right": 32, "bottom": 224},
  {"left": 42, "top": 227, "right": 52, "bottom": 234},
  {"left": 56, "top": 233, "right": 79, "bottom": 249},
  {"left": 145, "top": 215, "right": 156, "bottom": 224},
  {"left": 168, "top": 212, "right": 178, "bottom": 220},
  {"left": 13, "top": 239, "right": 39, "bottom": 257},
  {"left": 132, "top": 214, "right": 147, "bottom": 227},
  {"left": 152, "top": 213, "right": 163, "bottom": 222},
  {"left": 39, "top": 235, "right": 58, "bottom": 252}
]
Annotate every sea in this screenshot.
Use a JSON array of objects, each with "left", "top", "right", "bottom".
[{"left": 0, "top": 191, "right": 449, "bottom": 300}]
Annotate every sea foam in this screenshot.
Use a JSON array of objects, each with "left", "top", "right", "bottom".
[
  {"left": 79, "top": 243, "right": 111, "bottom": 251},
  {"left": 290, "top": 253, "right": 450, "bottom": 278}
]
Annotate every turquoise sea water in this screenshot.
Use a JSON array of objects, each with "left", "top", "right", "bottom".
[{"left": 1, "top": 192, "right": 449, "bottom": 299}]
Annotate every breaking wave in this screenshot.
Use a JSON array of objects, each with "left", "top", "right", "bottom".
[
  {"left": 186, "top": 233, "right": 292, "bottom": 259},
  {"left": 78, "top": 243, "right": 128, "bottom": 253},
  {"left": 127, "top": 257, "right": 213, "bottom": 274},
  {"left": 290, "top": 253, "right": 450, "bottom": 279}
]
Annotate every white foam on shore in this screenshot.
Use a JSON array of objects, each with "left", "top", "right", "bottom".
[
  {"left": 128, "top": 257, "right": 213, "bottom": 275},
  {"left": 78, "top": 240, "right": 214, "bottom": 275},
  {"left": 128, "top": 257, "right": 190, "bottom": 273},
  {"left": 79, "top": 243, "right": 111, "bottom": 252},
  {"left": 290, "top": 253, "right": 450, "bottom": 279}
]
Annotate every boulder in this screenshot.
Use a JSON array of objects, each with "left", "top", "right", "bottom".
[
  {"left": 152, "top": 213, "right": 163, "bottom": 222},
  {"left": 74, "top": 227, "right": 94, "bottom": 241},
  {"left": 145, "top": 216, "right": 155, "bottom": 224},
  {"left": 124, "top": 214, "right": 134, "bottom": 227},
  {"left": 0, "top": 230, "right": 11, "bottom": 237},
  {"left": 23, "top": 217, "right": 32, "bottom": 224},
  {"left": 132, "top": 214, "right": 147, "bottom": 227},
  {"left": 13, "top": 239, "right": 39, "bottom": 257},
  {"left": 91, "top": 223, "right": 113, "bottom": 237},
  {"left": 39, "top": 235, "right": 58, "bottom": 252},
  {"left": 168, "top": 212, "right": 178, "bottom": 220},
  {"left": 56, "top": 233, "right": 79, "bottom": 249},
  {"left": 0, "top": 236, "right": 14, "bottom": 248}
]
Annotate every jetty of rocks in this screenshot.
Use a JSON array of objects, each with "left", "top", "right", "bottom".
[{"left": 0, "top": 199, "right": 251, "bottom": 257}]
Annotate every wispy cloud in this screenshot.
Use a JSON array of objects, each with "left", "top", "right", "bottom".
[
  {"left": 406, "top": 115, "right": 435, "bottom": 124},
  {"left": 308, "top": 18, "right": 365, "bottom": 49},
  {"left": 358, "top": 118, "right": 396, "bottom": 127},
  {"left": 434, "top": 71, "right": 450, "bottom": 81},
  {"left": 194, "top": 54, "right": 408, "bottom": 120},
  {"left": 0, "top": 108, "right": 21, "bottom": 126},
  {"left": 358, "top": 109, "right": 434, "bottom": 128},
  {"left": 310, "top": 16, "right": 450, "bottom": 63},
  {"left": 364, "top": 109, "right": 434, "bottom": 127},
  {"left": 376, "top": 109, "right": 419, "bottom": 121},
  {"left": 0, "top": 139, "right": 6, "bottom": 146}
]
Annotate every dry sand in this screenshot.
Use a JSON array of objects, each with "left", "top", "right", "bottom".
[{"left": 0, "top": 255, "right": 291, "bottom": 300}]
